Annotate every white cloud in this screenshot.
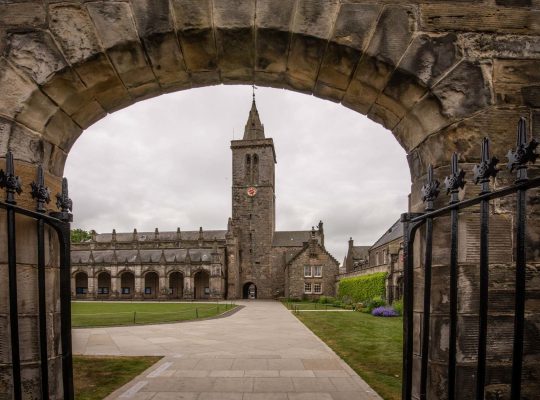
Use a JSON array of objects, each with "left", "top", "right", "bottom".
[{"left": 65, "top": 85, "right": 411, "bottom": 262}]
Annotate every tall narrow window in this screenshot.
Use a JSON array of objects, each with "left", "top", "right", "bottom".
[
  {"left": 245, "top": 154, "right": 251, "bottom": 183},
  {"left": 252, "top": 154, "right": 259, "bottom": 183}
]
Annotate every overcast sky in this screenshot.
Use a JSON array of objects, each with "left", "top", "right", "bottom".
[{"left": 65, "top": 85, "right": 411, "bottom": 263}]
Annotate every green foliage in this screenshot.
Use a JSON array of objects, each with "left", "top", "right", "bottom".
[
  {"left": 393, "top": 299, "right": 403, "bottom": 316},
  {"left": 71, "top": 229, "right": 92, "bottom": 243},
  {"left": 318, "top": 296, "right": 335, "bottom": 304},
  {"left": 337, "top": 272, "right": 388, "bottom": 303},
  {"left": 362, "top": 297, "right": 387, "bottom": 313}
]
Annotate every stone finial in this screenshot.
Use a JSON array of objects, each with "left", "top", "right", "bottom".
[
  {"left": 176, "top": 227, "right": 181, "bottom": 240},
  {"left": 160, "top": 250, "right": 166, "bottom": 264},
  {"left": 154, "top": 228, "right": 159, "bottom": 240},
  {"left": 112, "top": 229, "right": 117, "bottom": 241},
  {"left": 90, "top": 230, "right": 97, "bottom": 242},
  {"left": 199, "top": 227, "right": 203, "bottom": 241},
  {"left": 348, "top": 237, "right": 354, "bottom": 248},
  {"left": 318, "top": 220, "right": 324, "bottom": 233},
  {"left": 132, "top": 228, "right": 138, "bottom": 241},
  {"left": 212, "top": 238, "right": 218, "bottom": 253},
  {"left": 89, "top": 251, "right": 95, "bottom": 264},
  {"left": 185, "top": 249, "right": 191, "bottom": 263}
]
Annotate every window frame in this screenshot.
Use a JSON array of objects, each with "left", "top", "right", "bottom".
[
  {"left": 313, "top": 265, "right": 322, "bottom": 277},
  {"left": 313, "top": 283, "right": 322, "bottom": 294},
  {"left": 304, "top": 265, "right": 312, "bottom": 277},
  {"left": 304, "top": 282, "right": 312, "bottom": 294}
]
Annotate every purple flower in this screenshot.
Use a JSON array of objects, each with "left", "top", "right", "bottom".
[{"left": 371, "top": 306, "right": 399, "bottom": 317}]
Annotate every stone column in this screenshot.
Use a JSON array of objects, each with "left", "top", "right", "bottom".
[
  {"left": 88, "top": 275, "right": 97, "bottom": 299},
  {"left": 110, "top": 275, "right": 119, "bottom": 299},
  {"left": 184, "top": 276, "right": 194, "bottom": 300},
  {"left": 158, "top": 274, "right": 167, "bottom": 299},
  {"left": 134, "top": 275, "right": 143, "bottom": 299}
]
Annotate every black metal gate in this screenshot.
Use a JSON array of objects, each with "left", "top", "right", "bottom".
[
  {"left": 0, "top": 151, "right": 74, "bottom": 400},
  {"left": 401, "top": 117, "right": 539, "bottom": 400}
]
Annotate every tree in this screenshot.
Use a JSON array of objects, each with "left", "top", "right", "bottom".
[{"left": 71, "top": 228, "right": 92, "bottom": 243}]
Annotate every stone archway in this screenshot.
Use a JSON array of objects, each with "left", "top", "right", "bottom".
[
  {"left": 193, "top": 270, "right": 210, "bottom": 300},
  {"left": 119, "top": 271, "right": 135, "bottom": 299},
  {"left": 143, "top": 271, "right": 159, "bottom": 299},
  {"left": 0, "top": 1, "right": 539, "bottom": 399},
  {"left": 96, "top": 271, "right": 111, "bottom": 298},
  {"left": 243, "top": 282, "right": 257, "bottom": 300},
  {"left": 168, "top": 271, "right": 184, "bottom": 299},
  {"left": 74, "top": 271, "right": 88, "bottom": 298}
]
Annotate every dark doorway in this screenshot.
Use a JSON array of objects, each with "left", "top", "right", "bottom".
[
  {"left": 74, "top": 272, "right": 88, "bottom": 297},
  {"left": 120, "top": 271, "right": 135, "bottom": 298},
  {"left": 144, "top": 271, "right": 159, "bottom": 299},
  {"left": 169, "top": 271, "right": 184, "bottom": 299},
  {"left": 243, "top": 282, "right": 257, "bottom": 299},
  {"left": 194, "top": 270, "right": 210, "bottom": 299}
]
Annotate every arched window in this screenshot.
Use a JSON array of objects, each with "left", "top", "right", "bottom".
[
  {"left": 245, "top": 154, "right": 251, "bottom": 183},
  {"left": 252, "top": 154, "right": 259, "bottom": 183}
]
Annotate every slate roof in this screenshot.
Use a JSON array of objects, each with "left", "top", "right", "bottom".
[
  {"left": 71, "top": 248, "right": 215, "bottom": 264},
  {"left": 351, "top": 245, "right": 370, "bottom": 260},
  {"left": 284, "top": 242, "right": 340, "bottom": 268},
  {"left": 272, "top": 231, "right": 322, "bottom": 247},
  {"left": 370, "top": 219, "right": 403, "bottom": 249},
  {"left": 94, "top": 230, "right": 227, "bottom": 242}
]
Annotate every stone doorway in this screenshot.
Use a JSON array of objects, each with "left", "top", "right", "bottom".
[
  {"left": 169, "top": 271, "right": 184, "bottom": 299},
  {"left": 120, "top": 271, "right": 135, "bottom": 299},
  {"left": 194, "top": 270, "right": 210, "bottom": 300},
  {"left": 74, "top": 272, "right": 88, "bottom": 298},
  {"left": 143, "top": 271, "right": 159, "bottom": 299},
  {"left": 243, "top": 282, "right": 257, "bottom": 300},
  {"left": 96, "top": 272, "right": 111, "bottom": 298}
]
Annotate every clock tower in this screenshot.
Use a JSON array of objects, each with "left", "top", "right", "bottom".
[{"left": 230, "top": 98, "right": 276, "bottom": 299}]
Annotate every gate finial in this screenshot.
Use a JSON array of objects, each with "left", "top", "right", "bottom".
[
  {"left": 473, "top": 138, "right": 499, "bottom": 194},
  {"left": 30, "top": 165, "right": 51, "bottom": 212},
  {"left": 506, "top": 117, "right": 538, "bottom": 182},
  {"left": 421, "top": 164, "right": 440, "bottom": 211},
  {"left": 0, "top": 151, "right": 23, "bottom": 204},
  {"left": 56, "top": 177, "right": 73, "bottom": 213},
  {"left": 444, "top": 153, "right": 466, "bottom": 203}
]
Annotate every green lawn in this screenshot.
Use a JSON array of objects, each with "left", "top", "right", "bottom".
[
  {"left": 72, "top": 302, "right": 236, "bottom": 327},
  {"left": 282, "top": 300, "right": 345, "bottom": 310},
  {"left": 295, "top": 310, "right": 403, "bottom": 400},
  {"left": 74, "top": 356, "right": 161, "bottom": 400}
]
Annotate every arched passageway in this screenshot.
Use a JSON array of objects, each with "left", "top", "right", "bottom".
[
  {"left": 74, "top": 272, "right": 88, "bottom": 297},
  {"left": 144, "top": 272, "right": 159, "bottom": 299},
  {"left": 243, "top": 282, "right": 257, "bottom": 300},
  {"left": 120, "top": 271, "right": 135, "bottom": 298},
  {"left": 194, "top": 271, "right": 210, "bottom": 300},
  {"left": 168, "top": 271, "right": 184, "bottom": 299},
  {"left": 0, "top": 1, "right": 539, "bottom": 399},
  {"left": 96, "top": 272, "right": 111, "bottom": 298}
]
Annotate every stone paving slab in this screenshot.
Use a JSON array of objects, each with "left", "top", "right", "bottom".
[{"left": 72, "top": 301, "right": 382, "bottom": 400}]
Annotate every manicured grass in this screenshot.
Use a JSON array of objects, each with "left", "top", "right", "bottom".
[
  {"left": 74, "top": 355, "right": 161, "bottom": 400},
  {"left": 295, "top": 310, "right": 403, "bottom": 400},
  {"left": 282, "top": 300, "right": 345, "bottom": 310},
  {"left": 72, "top": 302, "right": 236, "bottom": 327}
]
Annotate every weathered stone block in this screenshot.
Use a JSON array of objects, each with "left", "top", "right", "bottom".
[
  {"left": 71, "top": 100, "right": 106, "bottom": 129},
  {"left": 213, "top": 0, "right": 254, "bottom": 28},
  {"left": 287, "top": 34, "right": 326, "bottom": 87},
  {"left": 5, "top": 31, "right": 67, "bottom": 86},
  {"left": 215, "top": 28, "right": 254, "bottom": 79},
  {"left": 399, "top": 33, "right": 462, "bottom": 87},
  {"left": 87, "top": 78, "right": 132, "bottom": 112},
  {"left": 16, "top": 90, "right": 58, "bottom": 133},
  {"left": 432, "top": 61, "right": 493, "bottom": 119},
  {"left": 494, "top": 59, "right": 540, "bottom": 84},
  {"left": 332, "top": 3, "right": 381, "bottom": 51},
  {"left": 44, "top": 110, "right": 82, "bottom": 152},
  {"left": 178, "top": 28, "right": 217, "bottom": 71},
  {"left": 73, "top": 52, "right": 118, "bottom": 88},
  {"left": 256, "top": 29, "right": 289, "bottom": 73},
  {"left": 131, "top": 0, "right": 172, "bottom": 36},
  {"left": 420, "top": 5, "right": 540, "bottom": 34},
  {"left": 0, "top": 59, "right": 38, "bottom": 119},
  {"left": 49, "top": 3, "right": 102, "bottom": 65},
  {"left": 17, "top": 264, "right": 38, "bottom": 314},
  {"left": 0, "top": 2, "right": 46, "bottom": 28},
  {"left": 171, "top": 0, "right": 212, "bottom": 30},
  {"left": 86, "top": 2, "right": 139, "bottom": 48},
  {"left": 292, "top": 0, "right": 340, "bottom": 40},
  {"left": 256, "top": 0, "right": 295, "bottom": 31},
  {"left": 317, "top": 42, "right": 361, "bottom": 91},
  {"left": 42, "top": 70, "right": 92, "bottom": 117}
]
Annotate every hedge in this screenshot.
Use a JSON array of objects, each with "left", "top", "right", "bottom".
[{"left": 338, "top": 272, "right": 387, "bottom": 302}]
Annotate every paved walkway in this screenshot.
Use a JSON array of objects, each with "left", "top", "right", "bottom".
[{"left": 73, "top": 301, "right": 382, "bottom": 400}]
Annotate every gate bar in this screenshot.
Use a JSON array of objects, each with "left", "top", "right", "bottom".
[
  {"left": 509, "top": 118, "right": 537, "bottom": 400},
  {"left": 444, "top": 153, "right": 465, "bottom": 400},
  {"left": 37, "top": 219, "right": 50, "bottom": 398},
  {"left": 419, "top": 165, "right": 439, "bottom": 400}
]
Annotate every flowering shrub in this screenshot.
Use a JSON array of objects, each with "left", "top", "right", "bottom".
[{"left": 371, "top": 306, "right": 399, "bottom": 317}]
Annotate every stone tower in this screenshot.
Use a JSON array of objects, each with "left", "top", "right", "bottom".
[{"left": 230, "top": 99, "right": 276, "bottom": 298}]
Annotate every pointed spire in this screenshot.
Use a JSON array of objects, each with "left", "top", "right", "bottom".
[
  {"left": 133, "top": 228, "right": 138, "bottom": 242},
  {"left": 243, "top": 97, "right": 265, "bottom": 140},
  {"left": 176, "top": 227, "right": 181, "bottom": 241}
]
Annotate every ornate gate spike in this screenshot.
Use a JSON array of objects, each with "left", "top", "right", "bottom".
[
  {"left": 0, "top": 151, "right": 23, "bottom": 204},
  {"left": 421, "top": 164, "right": 440, "bottom": 211},
  {"left": 56, "top": 177, "right": 73, "bottom": 213},
  {"left": 444, "top": 152, "right": 466, "bottom": 198},
  {"left": 30, "top": 164, "right": 51, "bottom": 212},
  {"left": 473, "top": 138, "right": 499, "bottom": 191},
  {"left": 506, "top": 117, "right": 538, "bottom": 181}
]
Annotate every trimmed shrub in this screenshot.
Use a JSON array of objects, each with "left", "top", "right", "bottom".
[
  {"left": 337, "top": 272, "right": 387, "bottom": 303},
  {"left": 393, "top": 299, "right": 403, "bottom": 316},
  {"left": 318, "top": 296, "right": 335, "bottom": 304},
  {"left": 362, "top": 297, "right": 386, "bottom": 313},
  {"left": 371, "top": 306, "right": 399, "bottom": 317}
]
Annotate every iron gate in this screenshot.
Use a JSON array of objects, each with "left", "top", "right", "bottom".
[
  {"left": 0, "top": 152, "right": 74, "bottom": 400},
  {"left": 401, "top": 117, "right": 539, "bottom": 400}
]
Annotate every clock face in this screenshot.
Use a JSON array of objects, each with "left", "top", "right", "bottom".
[{"left": 247, "top": 187, "right": 257, "bottom": 197}]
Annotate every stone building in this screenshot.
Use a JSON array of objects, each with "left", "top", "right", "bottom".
[
  {"left": 71, "top": 100, "right": 339, "bottom": 300},
  {"left": 339, "top": 219, "right": 404, "bottom": 304}
]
